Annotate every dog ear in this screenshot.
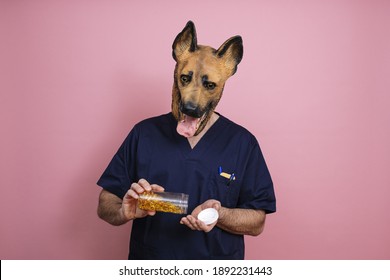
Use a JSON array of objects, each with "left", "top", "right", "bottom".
[
  {"left": 216, "top": 36, "right": 243, "bottom": 76},
  {"left": 172, "top": 21, "right": 198, "bottom": 61}
]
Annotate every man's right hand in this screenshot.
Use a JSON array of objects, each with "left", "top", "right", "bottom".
[
  {"left": 97, "top": 179, "right": 165, "bottom": 226},
  {"left": 121, "top": 178, "right": 165, "bottom": 221}
]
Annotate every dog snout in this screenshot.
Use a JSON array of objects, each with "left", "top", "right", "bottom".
[{"left": 180, "top": 102, "right": 203, "bottom": 118}]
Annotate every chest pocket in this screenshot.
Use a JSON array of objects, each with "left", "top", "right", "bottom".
[{"left": 208, "top": 172, "right": 241, "bottom": 208}]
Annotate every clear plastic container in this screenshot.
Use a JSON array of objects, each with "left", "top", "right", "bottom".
[{"left": 138, "top": 191, "right": 189, "bottom": 214}]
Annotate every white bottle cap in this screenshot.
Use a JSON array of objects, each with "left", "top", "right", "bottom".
[{"left": 197, "top": 208, "right": 219, "bottom": 225}]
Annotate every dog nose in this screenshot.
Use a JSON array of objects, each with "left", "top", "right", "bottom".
[{"left": 181, "top": 102, "right": 202, "bottom": 118}]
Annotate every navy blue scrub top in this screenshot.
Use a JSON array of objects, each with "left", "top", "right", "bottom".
[{"left": 97, "top": 112, "right": 276, "bottom": 259}]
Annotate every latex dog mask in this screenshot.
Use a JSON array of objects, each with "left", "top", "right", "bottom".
[{"left": 172, "top": 21, "right": 243, "bottom": 137}]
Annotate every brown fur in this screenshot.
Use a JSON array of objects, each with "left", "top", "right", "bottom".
[{"left": 172, "top": 21, "right": 243, "bottom": 136}]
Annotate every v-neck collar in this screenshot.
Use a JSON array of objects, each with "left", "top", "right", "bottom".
[{"left": 168, "top": 112, "right": 225, "bottom": 159}]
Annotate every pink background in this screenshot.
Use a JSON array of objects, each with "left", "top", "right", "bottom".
[{"left": 1, "top": 0, "right": 389, "bottom": 260}]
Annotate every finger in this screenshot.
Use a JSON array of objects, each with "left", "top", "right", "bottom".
[
  {"left": 212, "top": 202, "right": 221, "bottom": 211},
  {"left": 151, "top": 184, "right": 165, "bottom": 192},
  {"left": 205, "top": 199, "right": 221, "bottom": 210},
  {"left": 180, "top": 217, "right": 197, "bottom": 230},
  {"left": 137, "top": 178, "right": 152, "bottom": 192},
  {"left": 147, "top": 210, "right": 157, "bottom": 216},
  {"left": 196, "top": 219, "right": 215, "bottom": 233},
  {"left": 130, "top": 182, "right": 145, "bottom": 194},
  {"left": 180, "top": 217, "right": 190, "bottom": 227},
  {"left": 187, "top": 215, "right": 202, "bottom": 231},
  {"left": 125, "top": 188, "right": 140, "bottom": 199},
  {"left": 134, "top": 208, "right": 149, "bottom": 219},
  {"left": 196, "top": 220, "right": 210, "bottom": 232}
]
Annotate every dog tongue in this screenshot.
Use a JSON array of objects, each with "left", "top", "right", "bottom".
[{"left": 177, "top": 115, "right": 199, "bottom": 138}]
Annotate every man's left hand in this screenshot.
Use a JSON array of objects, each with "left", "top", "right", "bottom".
[{"left": 180, "top": 199, "right": 221, "bottom": 232}]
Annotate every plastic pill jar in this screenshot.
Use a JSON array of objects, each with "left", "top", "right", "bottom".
[{"left": 138, "top": 191, "right": 189, "bottom": 214}]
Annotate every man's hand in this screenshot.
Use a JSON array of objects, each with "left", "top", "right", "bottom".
[
  {"left": 180, "top": 199, "right": 221, "bottom": 233},
  {"left": 98, "top": 179, "right": 165, "bottom": 226},
  {"left": 121, "top": 178, "right": 165, "bottom": 221}
]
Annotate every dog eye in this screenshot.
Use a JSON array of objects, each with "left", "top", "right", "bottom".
[
  {"left": 180, "top": 75, "right": 191, "bottom": 84},
  {"left": 203, "top": 81, "right": 216, "bottom": 90}
]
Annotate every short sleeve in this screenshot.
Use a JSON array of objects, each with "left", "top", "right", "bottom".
[
  {"left": 237, "top": 140, "right": 276, "bottom": 214},
  {"left": 96, "top": 128, "right": 139, "bottom": 199}
]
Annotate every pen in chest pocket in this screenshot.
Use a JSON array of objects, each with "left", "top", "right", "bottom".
[{"left": 218, "top": 166, "right": 236, "bottom": 185}]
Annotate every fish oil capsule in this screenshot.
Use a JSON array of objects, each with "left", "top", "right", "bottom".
[{"left": 138, "top": 191, "right": 189, "bottom": 214}]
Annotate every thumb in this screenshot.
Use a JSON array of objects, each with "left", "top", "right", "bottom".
[{"left": 212, "top": 202, "right": 221, "bottom": 210}]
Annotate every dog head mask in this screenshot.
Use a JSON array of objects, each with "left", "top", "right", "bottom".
[{"left": 172, "top": 21, "right": 243, "bottom": 137}]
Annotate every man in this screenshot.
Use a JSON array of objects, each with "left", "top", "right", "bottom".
[{"left": 97, "top": 21, "right": 276, "bottom": 259}]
